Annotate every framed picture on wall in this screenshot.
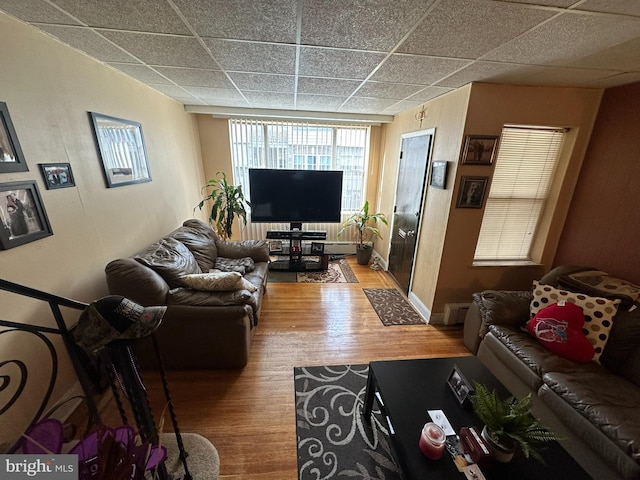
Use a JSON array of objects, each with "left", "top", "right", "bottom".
[
  {"left": 456, "top": 176, "right": 488, "bottom": 209},
  {"left": 461, "top": 135, "right": 499, "bottom": 165},
  {"left": 90, "top": 112, "right": 151, "bottom": 188},
  {"left": 0, "top": 181, "right": 53, "bottom": 250},
  {"left": 39, "top": 163, "right": 76, "bottom": 189},
  {"left": 0, "top": 102, "right": 28, "bottom": 173},
  {"left": 430, "top": 161, "right": 448, "bottom": 189}
]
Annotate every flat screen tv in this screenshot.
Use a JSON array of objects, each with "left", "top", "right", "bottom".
[{"left": 249, "top": 169, "right": 343, "bottom": 223}]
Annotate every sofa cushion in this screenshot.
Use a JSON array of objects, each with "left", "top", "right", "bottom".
[
  {"left": 134, "top": 237, "right": 201, "bottom": 288},
  {"left": 473, "top": 290, "right": 533, "bottom": 337},
  {"left": 599, "top": 305, "right": 640, "bottom": 375},
  {"left": 619, "top": 345, "right": 640, "bottom": 389},
  {"left": 181, "top": 272, "right": 257, "bottom": 293},
  {"left": 531, "top": 281, "right": 621, "bottom": 363},
  {"left": 542, "top": 370, "right": 640, "bottom": 470},
  {"left": 526, "top": 302, "right": 595, "bottom": 362},
  {"left": 170, "top": 223, "right": 218, "bottom": 272},
  {"left": 167, "top": 287, "right": 256, "bottom": 311}
]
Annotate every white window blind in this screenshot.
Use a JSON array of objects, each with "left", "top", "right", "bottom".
[{"left": 474, "top": 126, "right": 566, "bottom": 262}]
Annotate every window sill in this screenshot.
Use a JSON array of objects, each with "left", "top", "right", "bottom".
[{"left": 472, "top": 260, "right": 542, "bottom": 267}]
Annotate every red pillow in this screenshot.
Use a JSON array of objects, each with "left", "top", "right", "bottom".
[{"left": 526, "top": 302, "right": 595, "bottom": 362}]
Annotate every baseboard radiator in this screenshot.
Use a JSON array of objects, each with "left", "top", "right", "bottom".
[{"left": 443, "top": 303, "right": 471, "bottom": 325}]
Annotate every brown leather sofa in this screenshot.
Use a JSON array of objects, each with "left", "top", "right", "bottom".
[
  {"left": 464, "top": 266, "right": 640, "bottom": 480},
  {"left": 105, "top": 219, "right": 270, "bottom": 369}
]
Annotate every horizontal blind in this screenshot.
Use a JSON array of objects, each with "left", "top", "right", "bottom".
[{"left": 474, "top": 126, "right": 566, "bottom": 261}]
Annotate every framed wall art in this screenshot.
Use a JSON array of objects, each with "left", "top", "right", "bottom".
[
  {"left": 0, "top": 181, "right": 53, "bottom": 250},
  {"left": 430, "top": 161, "right": 448, "bottom": 189},
  {"left": 90, "top": 112, "right": 151, "bottom": 188},
  {"left": 39, "top": 163, "right": 75, "bottom": 189},
  {"left": 461, "top": 135, "right": 499, "bottom": 165},
  {"left": 0, "top": 102, "right": 28, "bottom": 173},
  {"left": 456, "top": 176, "right": 488, "bottom": 209}
]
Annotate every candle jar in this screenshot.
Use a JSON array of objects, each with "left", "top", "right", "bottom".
[{"left": 419, "top": 422, "right": 446, "bottom": 460}]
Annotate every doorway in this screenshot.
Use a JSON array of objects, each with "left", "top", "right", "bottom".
[{"left": 387, "top": 130, "right": 433, "bottom": 294}]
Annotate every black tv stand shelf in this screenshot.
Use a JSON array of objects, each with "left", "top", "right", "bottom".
[{"left": 266, "top": 228, "right": 327, "bottom": 272}]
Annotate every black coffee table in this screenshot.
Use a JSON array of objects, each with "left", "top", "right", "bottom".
[{"left": 363, "top": 356, "right": 590, "bottom": 480}]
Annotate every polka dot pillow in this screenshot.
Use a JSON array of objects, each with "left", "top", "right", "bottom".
[{"left": 531, "top": 281, "right": 621, "bottom": 363}]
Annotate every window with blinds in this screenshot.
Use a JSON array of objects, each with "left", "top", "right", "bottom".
[
  {"left": 474, "top": 126, "right": 567, "bottom": 262},
  {"left": 229, "top": 119, "right": 370, "bottom": 212}
]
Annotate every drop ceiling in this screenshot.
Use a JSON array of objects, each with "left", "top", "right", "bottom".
[{"left": 2, "top": 0, "right": 640, "bottom": 118}]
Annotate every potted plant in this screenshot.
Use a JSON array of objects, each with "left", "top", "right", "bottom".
[
  {"left": 337, "top": 200, "right": 388, "bottom": 265},
  {"left": 195, "top": 171, "right": 250, "bottom": 240},
  {"left": 470, "top": 382, "right": 560, "bottom": 463}
]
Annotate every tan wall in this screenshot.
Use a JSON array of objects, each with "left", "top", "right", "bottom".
[
  {"left": 0, "top": 14, "right": 204, "bottom": 443},
  {"left": 555, "top": 81, "right": 640, "bottom": 284},
  {"left": 433, "top": 83, "right": 603, "bottom": 313}
]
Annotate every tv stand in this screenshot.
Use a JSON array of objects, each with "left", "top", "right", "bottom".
[{"left": 266, "top": 225, "right": 327, "bottom": 272}]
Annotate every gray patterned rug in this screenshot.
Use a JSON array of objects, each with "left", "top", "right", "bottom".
[
  {"left": 295, "top": 364, "right": 402, "bottom": 480},
  {"left": 363, "top": 288, "right": 425, "bottom": 326}
]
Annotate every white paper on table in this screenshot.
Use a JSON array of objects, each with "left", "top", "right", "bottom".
[{"left": 427, "top": 409, "right": 456, "bottom": 436}]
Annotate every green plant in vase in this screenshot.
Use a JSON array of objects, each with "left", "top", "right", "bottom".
[
  {"left": 337, "top": 200, "right": 388, "bottom": 265},
  {"left": 195, "top": 171, "right": 250, "bottom": 240},
  {"left": 470, "top": 382, "right": 560, "bottom": 463}
]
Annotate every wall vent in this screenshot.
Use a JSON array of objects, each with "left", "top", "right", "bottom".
[{"left": 443, "top": 303, "right": 471, "bottom": 325}]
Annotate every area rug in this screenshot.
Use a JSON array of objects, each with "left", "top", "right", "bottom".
[
  {"left": 363, "top": 288, "right": 425, "bottom": 326},
  {"left": 268, "top": 259, "right": 359, "bottom": 283},
  {"left": 294, "top": 364, "right": 402, "bottom": 480}
]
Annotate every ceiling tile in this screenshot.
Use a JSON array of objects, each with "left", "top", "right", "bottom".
[
  {"left": 504, "top": 0, "right": 577, "bottom": 6},
  {"left": 581, "top": 71, "right": 640, "bottom": 88},
  {"left": 244, "top": 91, "right": 295, "bottom": 109},
  {"left": 435, "top": 61, "right": 546, "bottom": 88},
  {"left": 483, "top": 11, "right": 640, "bottom": 67},
  {"left": 372, "top": 54, "right": 470, "bottom": 85},
  {"left": 204, "top": 39, "right": 297, "bottom": 74},
  {"left": 566, "top": 36, "right": 640, "bottom": 71},
  {"left": 407, "top": 86, "right": 455, "bottom": 102},
  {"left": 298, "top": 47, "right": 386, "bottom": 79},
  {"left": 99, "top": 30, "right": 217, "bottom": 68},
  {"left": 183, "top": 86, "right": 245, "bottom": 102},
  {"left": 172, "top": 97, "right": 206, "bottom": 105},
  {"left": 357, "top": 81, "right": 424, "bottom": 99},
  {"left": 381, "top": 99, "right": 424, "bottom": 115},
  {"left": 173, "top": 0, "right": 297, "bottom": 43},
  {"left": 108, "top": 63, "right": 173, "bottom": 85},
  {"left": 51, "top": 0, "right": 190, "bottom": 34},
  {"left": 524, "top": 66, "right": 625, "bottom": 86},
  {"left": 575, "top": 0, "right": 640, "bottom": 16},
  {"left": 151, "top": 84, "right": 195, "bottom": 98},
  {"left": 37, "top": 25, "right": 140, "bottom": 63},
  {"left": 229, "top": 72, "right": 295, "bottom": 93},
  {"left": 296, "top": 94, "right": 347, "bottom": 112},
  {"left": 397, "top": 0, "right": 556, "bottom": 58},
  {"left": 300, "top": 0, "right": 434, "bottom": 51},
  {"left": 297, "top": 77, "right": 362, "bottom": 96},
  {"left": 0, "top": 0, "right": 80, "bottom": 24},
  {"left": 339, "top": 96, "right": 398, "bottom": 113},
  {"left": 155, "top": 67, "right": 233, "bottom": 88}
]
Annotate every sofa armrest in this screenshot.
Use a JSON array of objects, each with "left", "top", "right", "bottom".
[
  {"left": 105, "top": 258, "right": 169, "bottom": 305},
  {"left": 463, "top": 290, "right": 532, "bottom": 354},
  {"left": 216, "top": 239, "right": 270, "bottom": 262}
]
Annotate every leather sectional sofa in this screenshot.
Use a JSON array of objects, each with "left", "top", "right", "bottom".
[
  {"left": 105, "top": 219, "right": 270, "bottom": 369},
  {"left": 464, "top": 266, "right": 640, "bottom": 480}
]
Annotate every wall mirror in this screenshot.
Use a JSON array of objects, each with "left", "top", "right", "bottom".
[{"left": 90, "top": 112, "right": 151, "bottom": 188}]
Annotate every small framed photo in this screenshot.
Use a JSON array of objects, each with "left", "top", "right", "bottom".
[
  {"left": 430, "top": 161, "right": 448, "bottom": 189},
  {"left": 269, "top": 240, "right": 283, "bottom": 253},
  {"left": 461, "top": 135, "right": 499, "bottom": 165},
  {"left": 39, "top": 163, "right": 75, "bottom": 189},
  {"left": 0, "top": 181, "right": 53, "bottom": 250},
  {"left": 0, "top": 101, "right": 28, "bottom": 173},
  {"left": 447, "top": 364, "right": 474, "bottom": 407},
  {"left": 456, "top": 176, "right": 488, "bottom": 209},
  {"left": 310, "top": 242, "right": 324, "bottom": 255}
]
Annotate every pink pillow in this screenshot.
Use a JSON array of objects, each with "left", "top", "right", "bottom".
[{"left": 526, "top": 302, "right": 595, "bottom": 362}]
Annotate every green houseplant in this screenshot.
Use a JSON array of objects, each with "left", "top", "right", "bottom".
[
  {"left": 337, "top": 200, "right": 388, "bottom": 265},
  {"left": 470, "top": 382, "right": 560, "bottom": 463},
  {"left": 195, "top": 171, "right": 250, "bottom": 240}
]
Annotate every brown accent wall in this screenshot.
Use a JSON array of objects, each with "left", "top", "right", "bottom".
[{"left": 554, "top": 81, "right": 640, "bottom": 284}]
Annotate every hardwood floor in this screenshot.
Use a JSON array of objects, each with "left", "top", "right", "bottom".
[{"left": 129, "top": 258, "right": 470, "bottom": 479}]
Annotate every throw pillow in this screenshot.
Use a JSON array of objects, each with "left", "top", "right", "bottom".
[
  {"left": 180, "top": 272, "right": 258, "bottom": 293},
  {"left": 531, "top": 281, "right": 621, "bottom": 363},
  {"left": 526, "top": 302, "right": 595, "bottom": 362}
]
